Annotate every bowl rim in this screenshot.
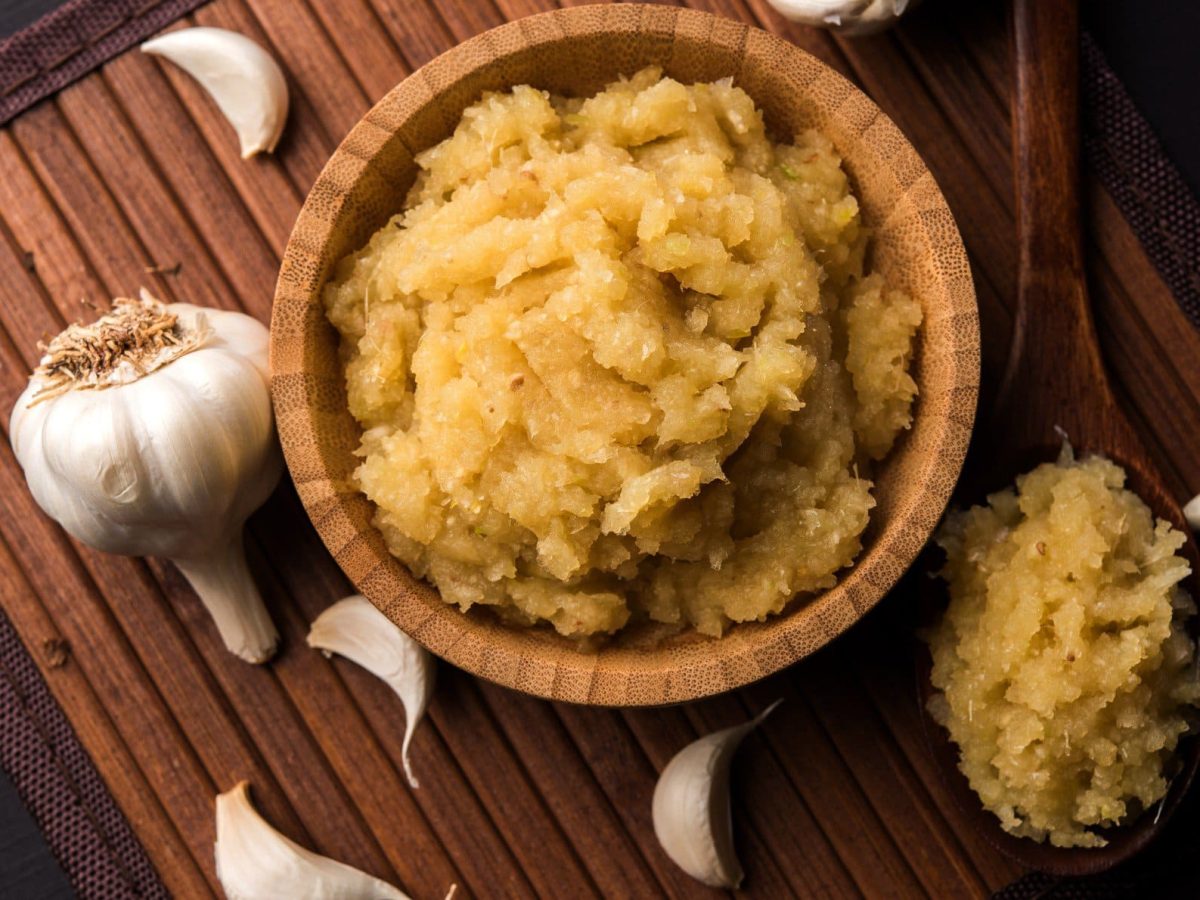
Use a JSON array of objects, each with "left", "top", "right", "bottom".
[{"left": 270, "top": 3, "right": 980, "bottom": 706}]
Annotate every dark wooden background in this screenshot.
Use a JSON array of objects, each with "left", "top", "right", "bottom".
[{"left": 2, "top": 0, "right": 1200, "bottom": 897}]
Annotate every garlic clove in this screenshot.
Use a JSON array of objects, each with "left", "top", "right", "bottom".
[
  {"left": 173, "top": 531, "right": 279, "bottom": 664},
  {"left": 141, "top": 27, "right": 289, "bottom": 158},
  {"left": 308, "top": 596, "right": 435, "bottom": 789},
  {"left": 766, "top": 0, "right": 915, "bottom": 36},
  {"left": 1185, "top": 494, "right": 1200, "bottom": 531},
  {"left": 651, "top": 700, "right": 782, "bottom": 888},
  {"left": 216, "top": 781, "right": 410, "bottom": 899}
]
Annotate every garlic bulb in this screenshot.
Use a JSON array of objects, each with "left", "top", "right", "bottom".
[
  {"left": 142, "top": 27, "right": 289, "bottom": 158},
  {"left": 308, "top": 596, "right": 434, "bottom": 789},
  {"left": 216, "top": 781, "right": 410, "bottom": 899},
  {"left": 10, "top": 291, "right": 282, "bottom": 663},
  {"left": 766, "top": 0, "right": 917, "bottom": 35},
  {"left": 652, "top": 700, "right": 782, "bottom": 888},
  {"left": 1185, "top": 494, "right": 1200, "bottom": 531}
]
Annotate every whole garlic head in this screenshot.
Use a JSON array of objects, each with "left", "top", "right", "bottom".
[
  {"left": 10, "top": 292, "right": 282, "bottom": 662},
  {"left": 766, "top": 0, "right": 917, "bottom": 35}
]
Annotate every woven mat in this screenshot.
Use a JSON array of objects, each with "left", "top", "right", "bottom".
[
  {"left": 0, "top": 612, "right": 166, "bottom": 899},
  {"left": 0, "top": 0, "right": 209, "bottom": 124},
  {"left": 1082, "top": 33, "right": 1200, "bottom": 330},
  {"left": 1, "top": 3, "right": 1199, "bottom": 898}
]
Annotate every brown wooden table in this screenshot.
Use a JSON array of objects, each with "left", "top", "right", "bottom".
[{"left": 2, "top": 1, "right": 1198, "bottom": 897}]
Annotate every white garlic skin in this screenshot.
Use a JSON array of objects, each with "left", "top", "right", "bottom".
[
  {"left": 766, "top": 0, "right": 917, "bottom": 36},
  {"left": 142, "top": 27, "right": 289, "bottom": 158},
  {"left": 9, "top": 303, "right": 282, "bottom": 662},
  {"left": 216, "top": 781, "right": 411, "bottom": 900}
]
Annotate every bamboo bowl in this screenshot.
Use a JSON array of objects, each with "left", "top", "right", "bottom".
[{"left": 270, "top": 4, "right": 978, "bottom": 706}]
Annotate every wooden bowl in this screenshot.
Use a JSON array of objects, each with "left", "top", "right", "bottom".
[{"left": 270, "top": 4, "right": 979, "bottom": 706}]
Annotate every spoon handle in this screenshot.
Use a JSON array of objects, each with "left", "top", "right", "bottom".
[{"left": 998, "top": 0, "right": 1121, "bottom": 452}]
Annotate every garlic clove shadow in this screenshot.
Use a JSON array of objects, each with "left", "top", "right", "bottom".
[
  {"left": 652, "top": 700, "right": 782, "bottom": 889},
  {"left": 141, "top": 27, "right": 289, "bottom": 158},
  {"left": 215, "top": 781, "right": 410, "bottom": 899},
  {"left": 308, "top": 595, "right": 435, "bottom": 789}
]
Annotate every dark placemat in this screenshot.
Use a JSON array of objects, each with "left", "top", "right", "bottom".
[
  {"left": 0, "top": 607, "right": 167, "bottom": 899},
  {"left": 0, "top": 768, "right": 73, "bottom": 900},
  {"left": 1087, "top": 0, "right": 1200, "bottom": 201},
  {"left": 1083, "top": 32, "right": 1200, "bottom": 329},
  {"left": 0, "top": 0, "right": 65, "bottom": 40},
  {"left": 0, "top": 0, "right": 209, "bottom": 125}
]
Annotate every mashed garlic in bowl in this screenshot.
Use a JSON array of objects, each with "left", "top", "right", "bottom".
[
  {"left": 272, "top": 6, "right": 978, "bottom": 703},
  {"left": 324, "top": 68, "right": 921, "bottom": 640}
]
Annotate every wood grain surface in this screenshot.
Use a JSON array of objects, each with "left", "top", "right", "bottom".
[
  {"left": 270, "top": 3, "right": 978, "bottom": 707},
  {"left": 2, "top": 0, "right": 1199, "bottom": 897}
]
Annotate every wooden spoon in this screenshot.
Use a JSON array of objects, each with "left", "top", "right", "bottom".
[{"left": 918, "top": 0, "right": 1200, "bottom": 877}]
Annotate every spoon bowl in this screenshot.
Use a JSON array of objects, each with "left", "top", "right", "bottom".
[
  {"left": 917, "top": 500, "right": 1200, "bottom": 877},
  {"left": 918, "top": 0, "right": 1200, "bottom": 876}
]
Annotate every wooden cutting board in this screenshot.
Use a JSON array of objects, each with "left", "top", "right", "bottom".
[{"left": 2, "top": 1, "right": 1198, "bottom": 897}]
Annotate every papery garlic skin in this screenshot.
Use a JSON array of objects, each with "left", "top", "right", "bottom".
[
  {"left": 308, "top": 596, "right": 434, "bottom": 789},
  {"left": 142, "top": 27, "right": 289, "bottom": 158},
  {"left": 10, "top": 294, "right": 282, "bottom": 663},
  {"left": 652, "top": 701, "right": 781, "bottom": 888},
  {"left": 766, "top": 0, "right": 916, "bottom": 35},
  {"left": 216, "top": 781, "right": 410, "bottom": 900}
]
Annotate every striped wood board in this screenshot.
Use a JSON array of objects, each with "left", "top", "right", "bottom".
[{"left": 2, "top": 0, "right": 1199, "bottom": 896}]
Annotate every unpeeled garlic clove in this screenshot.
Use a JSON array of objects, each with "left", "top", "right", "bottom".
[
  {"left": 651, "top": 700, "right": 782, "bottom": 888},
  {"left": 308, "top": 595, "right": 435, "bottom": 789},
  {"left": 215, "top": 781, "right": 409, "bottom": 899},
  {"left": 141, "top": 27, "right": 288, "bottom": 158},
  {"left": 1185, "top": 494, "right": 1200, "bottom": 531},
  {"left": 174, "top": 532, "right": 278, "bottom": 664},
  {"left": 766, "top": 0, "right": 915, "bottom": 36}
]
